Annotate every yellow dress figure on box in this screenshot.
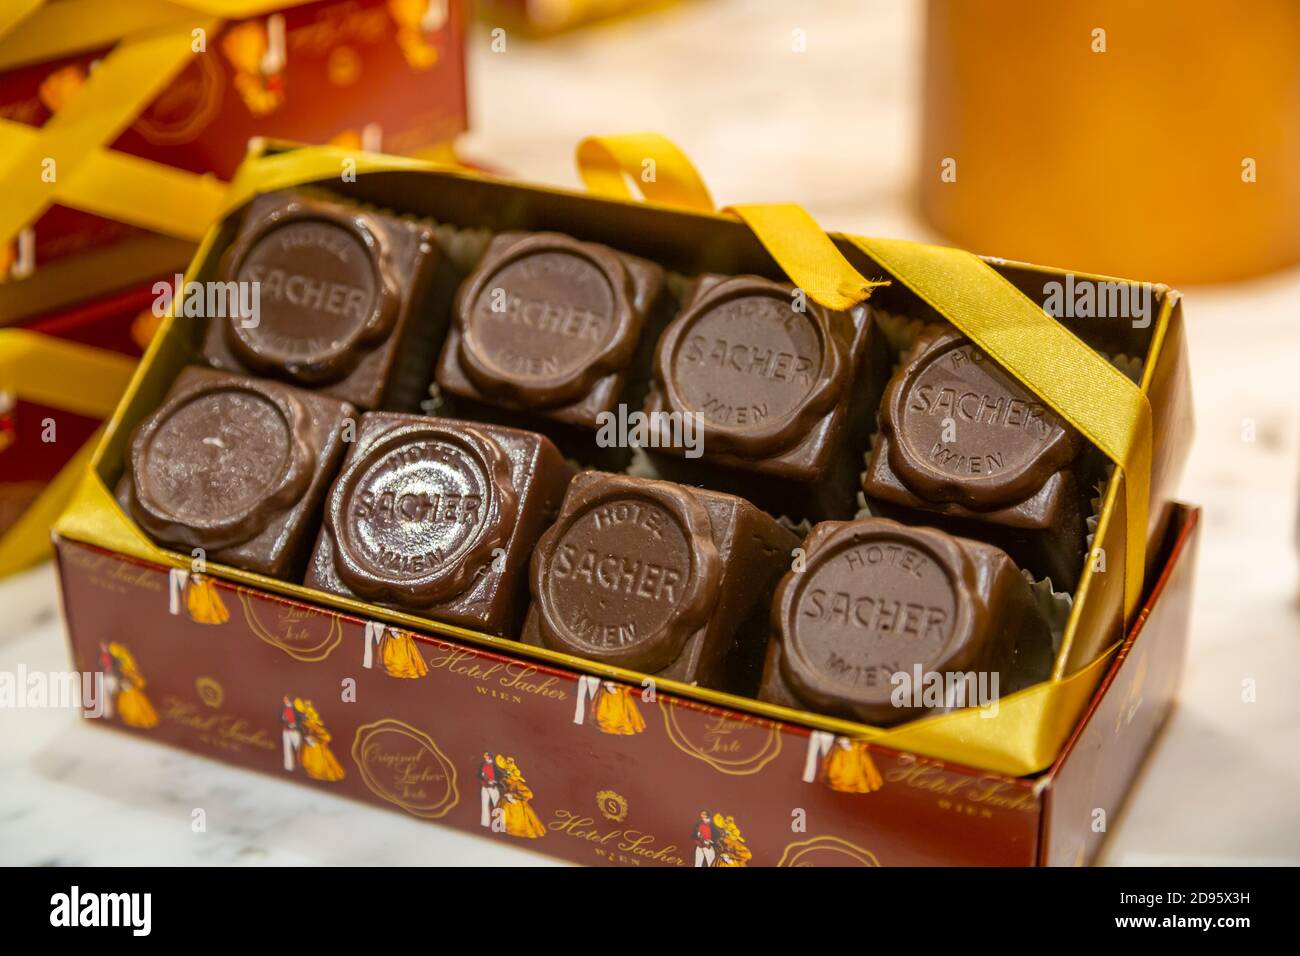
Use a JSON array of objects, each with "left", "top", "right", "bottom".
[
  {"left": 381, "top": 630, "right": 428, "bottom": 679},
  {"left": 823, "top": 738, "right": 883, "bottom": 794},
  {"left": 222, "top": 20, "right": 285, "bottom": 117},
  {"left": 593, "top": 683, "right": 645, "bottom": 735},
  {"left": 713, "top": 814, "right": 751, "bottom": 868},
  {"left": 388, "top": 0, "right": 442, "bottom": 70},
  {"left": 108, "top": 643, "right": 159, "bottom": 729},
  {"left": 38, "top": 64, "right": 86, "bottom": 113},
  {"left": 184, "top": 574, "right": 229, "bottom": 626},
  {"left": 497, "top": 756, "right": 545, "bottom": 839},
  {"left": 296, "top": 699, "right": 345, "bottom": 782}
]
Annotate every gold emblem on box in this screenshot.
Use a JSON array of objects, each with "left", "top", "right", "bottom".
[
  {"left": 596, "top": 789, "right": 628, "bottom": 823},
  {"left": 196, "top": 676, "right": 224, "bottom": 709}
]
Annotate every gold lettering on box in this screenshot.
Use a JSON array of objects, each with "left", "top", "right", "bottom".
[
  {"left": 548, "top": 810, "right": 687, "bottom": 867},
  {"left": 239, "top": 593, "right": 341, "bottom": 662},
  {"left": 67, "top": 547, "right": 165, "bottom": 596},
  {"left": 661, "top": 705, "right": 782, "bottom": 775},
  {"left": 351, "top": 719, "right": 458, "bottom": 819},
  {"left": 885, "top": 756, "right": 1037, "bottom": 814},
  {"left": 160, "top": 696, "right": 276, "bottom": 754},
  {"left": 426, "top": 644, "right": 568, "bottom": 703}
]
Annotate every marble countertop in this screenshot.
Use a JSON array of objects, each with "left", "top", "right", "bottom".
[{"left": 2, "top": 0, "right": 1298, "bottom": 866}]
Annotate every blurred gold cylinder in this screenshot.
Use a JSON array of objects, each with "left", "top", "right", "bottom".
[{"left": 920, "top": 0, "right": 1300, "bottom": 284}]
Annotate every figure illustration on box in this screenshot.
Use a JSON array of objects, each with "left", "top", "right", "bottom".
[
  {"left": 480, "top": 753, "right": 545, "bottom": 838},
  {"left": 281, "top": 696, "right": 345, "bottom": 782},
  {"left": 0, "top": 227, "right": 35, "bottom": 283},
  {"left": 222, "top": 16, "right": 286, "bottom": 116},
  {"left": 362, "top": 622, "right": 428, "bottom": 679},
  {"left": 328, "top": 124, "right": 384, "bottom": 154},
  {"left": 712, "top": 813, "right": 752, "bottom": 867},
  {"left": 0, "top": 392, "right": 14, "bottom": 453},
  {"left": 478, "top": 751, "right": 501, "bottom": 828},
  {"left": 691, "top": 809, "right": 750, "bottom": 867},
  {"left": 38, "top": 63, "right": 86, "bottom": 114},
  {"left": 594, "top": 682, "right": 646, "bottom": 735},
  {"left": 572, "top": 675, "right": 647, "bottom": 735},
  {"left": 803, "top": 732, "right": 883, "bottom": 795},
  {"left": 388, "top": 0, "right": 445, "bottom": 70},
  {"left": 168, "top": 568, "right": 229, "bottom": 625},
  {"left": 280, "top": 696, "right": 302, "bottom": 771},
  {"left": 98, "top": 642, "right": 159, "bottom": 729},
  {"left": 381, "top": 629, "right": 428, "bottom": 679},
  {"left": 187, "top": 574, "right": 229, "bottom": 626}
]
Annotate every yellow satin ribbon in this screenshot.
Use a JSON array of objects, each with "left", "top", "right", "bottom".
[
  {"left": 0, "top": 331, "right": 136, "bottom": 575},
  {"left": 575, "top": 133, "right": 1152, "bottom": 626},
  {"left": 728, "top": 204, "right": 891, "bottom": 311},
  {"left": 0, "top": 1, "right": 319, "bottom": 248}
]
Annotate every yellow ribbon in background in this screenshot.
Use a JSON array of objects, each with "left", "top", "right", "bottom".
[
  {"left": 0, "top": 1, "right": 324, "bottom": 249},
  {"left": 46, "top": 136, "right": 1159, "bottom": 776},
  {"left": 576, "top": 132, "right": 716, "bottom": 212},
  {"left": 0, "top": 331, "right": 136, "bottom": 576}
]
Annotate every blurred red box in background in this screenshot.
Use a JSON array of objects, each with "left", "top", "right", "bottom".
[{"left": 0, "top": 0, "right": 469, "bottom": 323}]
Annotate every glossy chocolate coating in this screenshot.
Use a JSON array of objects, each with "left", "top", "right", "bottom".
[
  {"left": 759, "top": 518, "right": 1052, "bottom": 725},
  {"left": 435, "top": 231, "right": 665, "bottom": 429},
  {"left": 120, "top": 366, "right": 355, "bottom": 578},
  {"left": 863, "top": 326, "right": 1089, "bottom": 588},
  {"left": 203, "top": 190, "right": 447, "bottom": 411},
  {"left": 522, "top": 472, "right": 799, "bottom": 692},
  {"left": 644, "top": 274, "right": 887, "bottom": 520},
  {"left": 306, "top": 414, "right": 574, "bottom": 636}
]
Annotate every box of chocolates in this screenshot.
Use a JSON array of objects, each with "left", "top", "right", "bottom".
[{"left": 52, "top": 140, "right": 1197, "bottom": 866}]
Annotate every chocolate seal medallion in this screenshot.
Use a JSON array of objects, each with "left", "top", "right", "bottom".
[
  {"left": 455, "top": 233, "right": 639, "bottom": 406},
  {"left": 882, "top": 329, "right": 1082, "bottom": 510},
  {"left": 655, "top": 276, "right": 844, "bottom": 457},
  {"left": 129, "top": 378, "right": 315, "bottom": 551},
  {"left": 531, "top": 476, "right": 721, "bottom": 672},
  {"left": 774, "top": 520, "right": 987, "bottom": 723},
  {"left": 326, "top": 422, "right": 517, "bottom": 605},
  {"left": 221, "top": 198, "right": 400, "bottom": 384}
]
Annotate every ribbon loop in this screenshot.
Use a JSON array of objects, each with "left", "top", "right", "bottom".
[{"left": 576, "top": 133, "right": 715, "bottom": 212}]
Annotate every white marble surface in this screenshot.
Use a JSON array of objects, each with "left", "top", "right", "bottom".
[{"left": 2, "top": 0, "right": 1298, "bottom": 865}]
